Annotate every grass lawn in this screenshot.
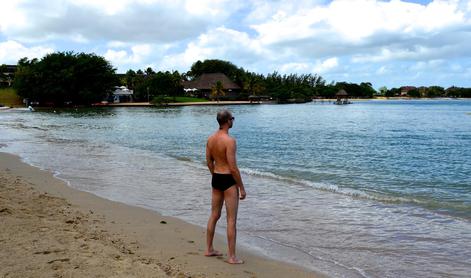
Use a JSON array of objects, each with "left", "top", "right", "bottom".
[
  {"left": 0, "top": 88, "right": 23, "bottom": 107},
  {"left": 165, "top": 96, "right": 208, "bottom": 103}
]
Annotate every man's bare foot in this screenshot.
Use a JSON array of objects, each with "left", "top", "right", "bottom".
[
  {"left": 204, "top": 250, "right": 223, "bottom": 257},
  {"left": 226, "top": 256, "right": 244, "bottom": 264}
]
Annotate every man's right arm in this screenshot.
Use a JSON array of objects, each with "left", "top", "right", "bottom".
[
  {"left": 226, "top": 138, "right": 246, "bottom": 200},
  {"left": 206, "top": 141, "right": 214, "bottom": 175}
]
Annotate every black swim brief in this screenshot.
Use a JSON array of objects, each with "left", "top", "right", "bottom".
[{"left": 211, "top": 173, "right": 236, "bottom": 191}]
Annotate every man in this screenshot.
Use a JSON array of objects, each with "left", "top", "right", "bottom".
[{"left": 205, "top": 109, "right": 246, "bottom": 264}]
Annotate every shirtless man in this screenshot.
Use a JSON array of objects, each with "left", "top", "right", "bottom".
[{"left": 205, "top": 109, "right": 246, "bottom": 264}]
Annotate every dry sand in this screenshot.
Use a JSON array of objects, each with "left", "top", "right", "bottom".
[{"left": 0, "top": 152, "right": 321, "bottom": 277}]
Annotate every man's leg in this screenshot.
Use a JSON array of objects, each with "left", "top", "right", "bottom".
[
  {"left": 205, "top": 188, "right": 224, "bottom": 256},
  {"left": 224, "top": 185, "right": 243, "bottom": 264}
]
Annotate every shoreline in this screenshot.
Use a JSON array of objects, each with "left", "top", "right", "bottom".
[
  {"left": 2, "top": 97, "right": 468, "bottom": 110},
  {"left": 0, "top": 152, "right": 322, "bottom": 277}
]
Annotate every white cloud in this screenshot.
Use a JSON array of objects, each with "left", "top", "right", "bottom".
[
  {"left": 377, "top": 66, "right": 388, "bottom": 75},
  {"left": 0, "top": 40, "right": 53, "bottom": 64},
  {"left": 107, "top": 41, "right": 128, "bottom": 48},
  {"left": 249, "top": 0, "right": 469, "bottom": 64},
  {"left": 280, "top": 62, "right": 310, "bottom": 73},
  {"left": 104, "top": 43, "right": 152, "bottom": 68},
  {"left": 0, "top": 1, "right": 28, "bottom": 33},
  {"left": 313, "top": 57, "right": 339, "bottom": 73},
  {"left": 159, "top": 26, "right": 264, "bottom": 71},
  {"left": 410, "top": 59, "right": 445, "bottom": 71},
  {"left": 0, "top": 0, "right": 223, "bottom": 44},
  {"left": 278, "top": 58, "right": 339, "bottom": 74},
  {"left": 184, "top": 0, "right": 239, "bottom": 17}
]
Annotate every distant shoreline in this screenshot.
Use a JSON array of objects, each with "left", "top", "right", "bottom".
[
  {"left": 97, "top": 97, "right": 468, "bottom": 107},
  {"left": 2, "top": 97, "right": 468, "bottom": 110},
  {"left": 93, "top": 100, "right": 270, "bottom": 107}
]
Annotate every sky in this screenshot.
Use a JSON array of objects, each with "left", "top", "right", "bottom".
[{"left": 1, "top": 0, "right": 471, "bottom": 89}]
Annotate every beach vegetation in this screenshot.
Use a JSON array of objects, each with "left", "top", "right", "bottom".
[
  {"left": 132, "top": 70, "right": 183, "bottom": 102},
  {"left": 445, "top": 86, "right": 471, "bottom": 98},
  {"left": 378, "top": 86, "right": 388, "bottom": 96},
  {"left": 151, "top": 96, "right": 207, "bottom": 105},
  {"left": 386, "top": 87, "right": 400, "bottom": 97},
  {"left": 407, "top": 89, "right": 421, "bottom": 98},
  {"left": 243, "top": 72, "right": 265, "bottom": 97},
  {"left": 13, "top": 52, "right": 117, "bottom": 106},
  {"left": 0, "top": 88, "right": 23, "bottom": 107}
]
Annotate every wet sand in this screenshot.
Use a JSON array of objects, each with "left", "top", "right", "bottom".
[{"left": 0, "top": 152, "right": 321, "bottom": 277}]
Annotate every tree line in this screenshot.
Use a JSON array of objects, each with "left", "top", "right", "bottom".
[
  {"left": 379, "top": 86, "right": 471, "bottom": 98},
  {"left": 123, "top": 59, "right": 377, "bottom": 102},
  {"left": 7, "top": 52, "right": 471, "bottom": 106},
  {"left": 13, "top": 52, "right": 117, "bottom": 105}
]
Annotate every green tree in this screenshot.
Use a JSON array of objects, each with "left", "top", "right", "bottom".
[
  {"left": 187, "top": 59, "right": 245, "bottom": 82},
  {"left": 243, "top": 72, "right": 265, "bottom": 96},
  {"left": 386, "top": 87, "right": 400, "bottom": 97},
  {"left": 134, "top": 71, "right": 183, "bottom": 101},
  {"left": 427, "top": 86, "right": 445, "bottom": 98},
  {"left": 378, "top": 86, "right": 388, "bottom": 96},
  {"left": 13, "top": 52, "right": 117, "bottom": 106},
  {"left": 211, "top": 81, "right": 225, "bottom": 102},
  {"left": 359, "top": 82, "right": 376, "bottom": 98},
  {"left": 145, "top": 67, "right": 155, "bottom": 75},
  {"left": 125, "top": 69, "right": 137, "bottom": 89},
  {"left": 407, "top": 89, "right": 420, "bottom": 98}
]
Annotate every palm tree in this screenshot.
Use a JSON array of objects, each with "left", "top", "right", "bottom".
[{"left": 211, "top": 81, "right": 225, "bottom": 102}]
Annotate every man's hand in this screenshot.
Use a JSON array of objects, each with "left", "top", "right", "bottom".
[{"left": 239, "top": 188, "right": 246, "bottom": 200}]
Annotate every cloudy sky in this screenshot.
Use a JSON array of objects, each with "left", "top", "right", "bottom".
[{"left": 1, "top": 0, "right": 471, "bottom": 89}]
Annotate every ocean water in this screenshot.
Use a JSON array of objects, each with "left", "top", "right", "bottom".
[{"left": 1, "top": 99, "right": 470, "bottom": 277}]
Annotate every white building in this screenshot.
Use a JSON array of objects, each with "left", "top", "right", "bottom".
[{"left": 113, "top": 86, "right": 133, "bottom": 103}]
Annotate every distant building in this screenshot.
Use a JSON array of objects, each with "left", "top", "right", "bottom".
[
  {"left": 335, "top": 89, "right": 351, "bottom": 105},
  {"left": 182, "top": 73, "right": 241, "bottom": 99},
  {"left": 0, "top": 65, "right": 17, "bottom": 87},
  {"left": 112, "top": 86, "right": 133, "bottom": 103}
]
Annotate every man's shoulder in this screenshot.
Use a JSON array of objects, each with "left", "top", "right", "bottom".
[
  {"left": 208, "top": 133, "right": 235, "bottom": 144},
  {"left": 224, "top": 134, "right": 236, "bottom": 145}
]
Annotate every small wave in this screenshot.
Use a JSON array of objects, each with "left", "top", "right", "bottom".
[
  {"left": 170, "top": 155, "right": 193, "bottom": 162},
  {"left": 252, "top": 234, "right": 369, "bottom": 278},
  {"left": 6, "top": 123, "right": 48, "bottom": 131},
  {"left": 240, "top": 167, "right": 471, "bottom": 216}
]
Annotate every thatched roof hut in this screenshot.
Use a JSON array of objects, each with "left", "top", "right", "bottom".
[
  {"left": 336, "top": 89, "right": 348, "bottom": 97},
  {"left": 335, "top": 89, "right": 350, "bottom": 104},
  {"left": 182, "top": 73, "right": 241, "bottom": 99}
]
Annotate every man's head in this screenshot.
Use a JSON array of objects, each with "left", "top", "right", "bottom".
[{"left": 217, "top": 109, "right": 234, "bottom": 129}]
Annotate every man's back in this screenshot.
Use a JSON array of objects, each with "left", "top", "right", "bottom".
[{"left": 207, "top": 131, "right": 234, "bottom": 174}]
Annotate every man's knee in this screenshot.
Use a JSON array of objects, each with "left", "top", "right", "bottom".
[
  {"left": 226, "top": 217, "right": 237, "bottom": 226},
  {"left": 211, "top": 210, "right": 222, "bottom": 220}
]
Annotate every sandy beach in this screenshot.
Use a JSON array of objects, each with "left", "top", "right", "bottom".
[{"left": 0, "top": 152, "right": 320, "bottom": 278}]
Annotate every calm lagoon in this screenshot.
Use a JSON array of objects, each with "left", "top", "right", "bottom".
[{"left": 1, "top": 99, "right": 470, "bottom": 277}]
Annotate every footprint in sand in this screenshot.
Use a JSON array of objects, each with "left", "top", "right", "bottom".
[{"left": 0, "top": 207, "right": 12, "bottom": 215}]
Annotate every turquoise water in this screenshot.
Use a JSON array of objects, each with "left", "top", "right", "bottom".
[{"left": 1, "top": 99, "right": 470, "bottom": 277}]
